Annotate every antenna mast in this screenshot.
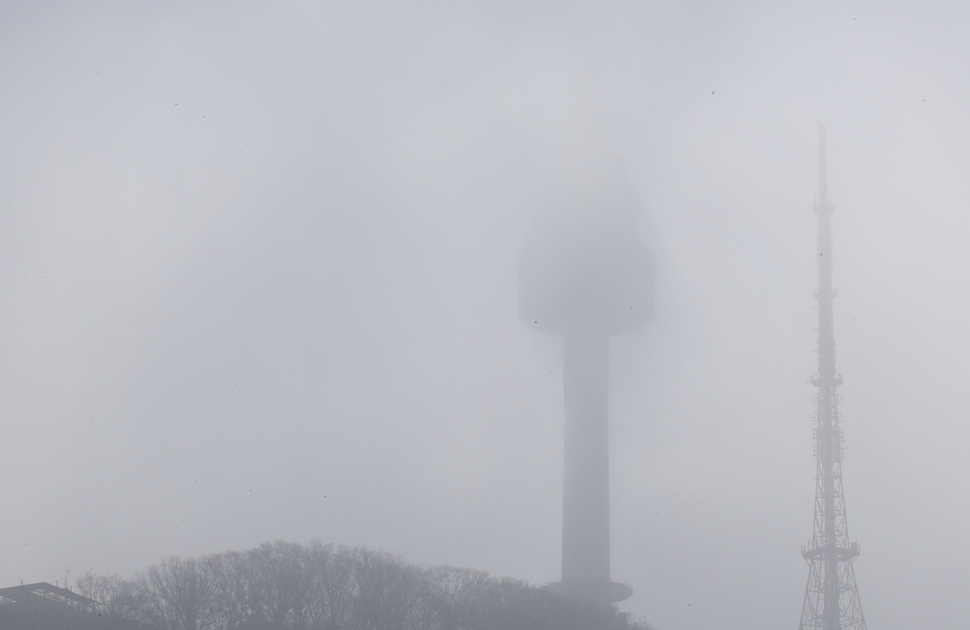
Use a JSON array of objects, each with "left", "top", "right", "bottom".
[{"left": 798, "top": 123, "right": 868, "bottom": 630}]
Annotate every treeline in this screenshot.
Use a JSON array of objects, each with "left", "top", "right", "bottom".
[{"left": 77, "top": 541, "right": 653, "bottom": 630}]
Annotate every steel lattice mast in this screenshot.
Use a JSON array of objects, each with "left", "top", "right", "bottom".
[{"left": 798, "top": 124, "right": 868, "bottom": 630}]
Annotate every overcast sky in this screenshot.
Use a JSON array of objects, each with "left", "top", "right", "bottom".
[{"left": 3, "top": 2, "right": 970, "bottom": 629}]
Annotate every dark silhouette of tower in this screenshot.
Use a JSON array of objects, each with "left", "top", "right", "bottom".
[
  {"left": 518, "top": 183, "right": 654, "bottom": 605},
  {"left": 798, "top": 124, "right": 868, "bottom": 630}
]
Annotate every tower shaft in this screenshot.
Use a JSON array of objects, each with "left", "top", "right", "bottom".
[
  {"left": 561, "top": 333, "right": 611, "bottom": 584},
  {"left": 798, "top": 124, "right": 867, "bottom": 630}
]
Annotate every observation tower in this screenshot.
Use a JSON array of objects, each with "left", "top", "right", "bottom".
[{"left": 519, "top": 183, "right": 654, "bottom": 604}]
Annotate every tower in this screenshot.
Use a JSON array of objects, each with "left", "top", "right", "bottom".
[
  {"left": 798, "top": 124, "right": 868, "bottom": 630},
  {"left": 518, "top": 183, "right": 654, "bottom": 605}
]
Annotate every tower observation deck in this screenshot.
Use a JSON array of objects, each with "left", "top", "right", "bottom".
[
  {"left": 519, "top": 183, "right": 654, "bottom": 605},
  {"left": 798, "top": 124, "right": 868, "bottom": 630}
]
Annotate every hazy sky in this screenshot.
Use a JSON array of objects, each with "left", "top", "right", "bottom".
[{"left": 3, "top": 2, "right": 970, "bottom": 629}]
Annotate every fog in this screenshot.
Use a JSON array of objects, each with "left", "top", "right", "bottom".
[{"left": 2, "top": 2, "right": 970, "bottom": 629}]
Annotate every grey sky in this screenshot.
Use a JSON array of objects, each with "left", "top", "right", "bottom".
[{"left": 2, "top": 2, "right": 970, "bottom": 629}]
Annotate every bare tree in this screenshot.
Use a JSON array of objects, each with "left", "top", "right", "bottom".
[
  {"left": 350, "top": 548, "right": 425, "bottom": 630},
  {"left": 76, "top": 572, "right": 146, "bottom": 621},
  {"left": 83, "top": 542, "right": 656, "bottom": 630},
  {"left": 303, "top": 543, "right": 354, "bottom": 630},
  {"left": 138, "top": 556, "right": 218, "bottom": 630},
  {"left": 208, "top": 551, "right": 255, "bottom": 630}
]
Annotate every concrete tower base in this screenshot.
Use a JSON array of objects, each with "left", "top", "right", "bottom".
[{"left": 544, "top": 579, "right": 633, "bottom": 605}]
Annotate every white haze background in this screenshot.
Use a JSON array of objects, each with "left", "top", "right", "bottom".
[{"left": 2, "top": 2, "right": 969, "bottom": 629}]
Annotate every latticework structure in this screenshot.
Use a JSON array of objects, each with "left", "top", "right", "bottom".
[{"left": 798, "top": 124, "right": 868, "bottom": 630}]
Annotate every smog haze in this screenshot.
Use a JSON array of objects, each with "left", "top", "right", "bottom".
[{"left": 1, "top": 3, "right": 969, "bottom": 629}]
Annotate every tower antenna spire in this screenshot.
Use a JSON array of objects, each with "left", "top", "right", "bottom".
[
  {"left": 798, "top": 123, "right": 868, "bottom": 630},
  {"left": 818, "top": 124, "right": 829, "bottom": 207}
]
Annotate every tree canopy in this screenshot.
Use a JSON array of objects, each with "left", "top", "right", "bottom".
[{"left": 77, "top": 541, "right": 655, "bottom": 630}]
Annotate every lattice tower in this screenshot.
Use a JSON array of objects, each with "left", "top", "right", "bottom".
[{"left": 798, "top": 123, "right": 868, "bottom": 630}]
